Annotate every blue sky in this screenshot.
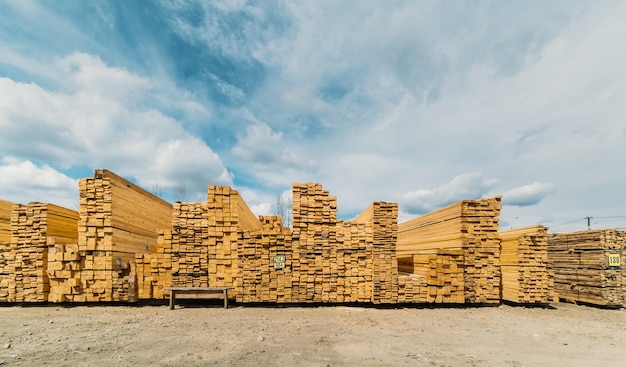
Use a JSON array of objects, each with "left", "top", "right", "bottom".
[{"left": 1, "top": 0, "right": 625, "bottom": 232}]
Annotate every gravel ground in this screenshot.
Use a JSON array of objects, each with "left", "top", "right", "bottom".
[{"left": 0, "top": 301, "right": 625, "bottom": 367}]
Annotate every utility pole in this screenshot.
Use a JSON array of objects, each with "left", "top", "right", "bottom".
[{"left": 584, "top": 216, "right": 592, "bottom": 230}]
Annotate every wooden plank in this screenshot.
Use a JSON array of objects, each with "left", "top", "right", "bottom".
[{"left": 0, "top": 199, "right": 15, "bottom": 243}]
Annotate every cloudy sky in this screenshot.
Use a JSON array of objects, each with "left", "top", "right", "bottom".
[{"left": 1, "top": 1, "right": 625, "bottom": 232}]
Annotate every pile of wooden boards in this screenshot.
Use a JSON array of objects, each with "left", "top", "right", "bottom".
[
  {"left": 548, "top": 229, "right": 625, "bottom": 307},
  {"left": 240, "top": 184, "right": 399, "bottom": 304},
  {"left": 136, "top": 183, "right": 402, "bottom": 304},
  {"left": 169, "top": 202, "right": 211, "bottom": 288},
  {"left": 135, "top": 185, "right": 262, "bottom": 300},
  {"left": 134, "top": 230, "right": 174, "bottom": 299},
  {"left": 351, "top": 201, "right": 399, "bottom": 304},
  {"left": 2, "top": 202, "right": 78, "bottom": 302},
  {"left": 239, "top": 216, "right": 293, "bottom": 303},
  {"left": 205, "top": 185, "right": 261, "bottom": 294},
  {"left": 75, "top": 169, "right": 172, "bottom": 302},
  {"left": 398, "top": 249, "right": 465, "bottom": 303},
  {"left": 47, "top": 242, "right": 81, "bottom": 302},
  {"left": 499, "top": 225, "right": 553, "bottom": 304},
  {"left": 0, "top": 199, "right": 13, "bottom": 301},
  {"left": 396, "top": 273, "right": 428, "bottom": 303},
  {"left": 397, "top": 197, "right": 502, "bottom": 304}
]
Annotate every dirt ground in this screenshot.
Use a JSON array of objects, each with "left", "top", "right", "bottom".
[{"left": 0, "top": 300, "right": 624, "bottom": 367}]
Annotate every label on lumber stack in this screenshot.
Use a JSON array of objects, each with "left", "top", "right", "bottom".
[{"left": 548, "top": 229, "right": 625, "bottom": 307}]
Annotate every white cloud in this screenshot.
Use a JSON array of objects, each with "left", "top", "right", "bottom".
[
  {"left": 60, "top": 52, "right": 150, "bottom": 94},
  {"left": 0, "top": 158, "right": 78, "bottom": 209},
  {"left": 502, "top": 182, "right": 556, "bottom": 207},
  {"left": 2, "top": 2, "right": 626, "bottom": 233},
  {"left": 401, "top": 173, "right": 498, "bottom": 215},
  {"left": 232, "top": 122, "right": 315, "bottom": 172},
  {"left": 0, "top": 53, "right": 231, "bottom": 204}
]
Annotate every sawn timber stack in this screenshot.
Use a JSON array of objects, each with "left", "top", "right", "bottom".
[
  {"left": 499, "top": 225, "right": 553, "bottom": 304},
  {"left": 135, "top": 185, "right": 262, "bottom": 300},
  {"left": 548, "top": 229, "right": 625, "bottom": 307},
  {"left": 239, "top": 184, "right": 399, "bottom": 303},
  {"left": 397, "top": 197, "right": 502, "bottom": 304},
  {"left": 136, "top": 183, "right": 403, "bottom": 304},
  {"left": 3, "top": 202, "right": 78, "bottom": 302},
  {"left": 76, "top": 169, "right": 172, "bottom": 302}
]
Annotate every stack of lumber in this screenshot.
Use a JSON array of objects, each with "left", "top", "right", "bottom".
[
  {"left": 135, "top": 185, "right": 263, "bottom": 299},
  {"left": 170, "top": 202, "right": 209, "bottom": 288},
  {"left": 206, "top": 185, "right": 261, "bottom": 297},
  {"left": 47, "top": 242, "right": 81, "bottom": 302},
  {"left": 239, "top": 184, "right": 399, "bottom": 304},
  {"left": 352, "top": 202, "right": 399, "bottom": 304},
  {"left": 6, "top": 203, "right": 78, "bottom": 302},
  {"left": 289, "top": 184, "right": 399, "bottom": 304},
  {"left": 77, "top": 169, "right": 172, "bottom": 302},
  {"left": 238, "top": 218, "right": 293, "bottom": 303},
  {"left": 500, "top": 225, "right": 553, "bottom": 304},
  {"left": 398, "top": 249, "right": 464, "bottom": 303},
  {"left": 290, "top": 182, "right": 340, "bottom": 303},
  {"left": 548, "top": 229, "right": 625, "bottom": 307},
  {"left": 332, "top": 222, "right": 375, "bottom": 303},
  {"left": 398, "top": 197, "right": 502, "bottom": 304},
  {"left": 397, "top": 273, "right": 428, "bottom": 303},
  {"left": 134, "top": 230, "right": 174, "bottom": 299},
  {"left": 292, "top": 182, "right": 337, "bottom": 229},
  {"left": 0, "top": 199, "right": 13, "bottom": 301}
]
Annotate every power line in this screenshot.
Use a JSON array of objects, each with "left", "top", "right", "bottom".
[
  {"left": 550, "top": 216, "right": 626, "bottom": 230},
  {"left": 550, "top": 218, "right": 586, "bottom": 229}
]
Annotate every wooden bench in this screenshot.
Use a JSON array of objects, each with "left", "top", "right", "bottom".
[{"left": 164, "top": 287, "right": 234, "bottom": 310}]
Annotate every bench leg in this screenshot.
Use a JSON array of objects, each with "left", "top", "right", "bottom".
[
  {"left": 169, "top": 291, "right": 175, "bottom": 310},
  {"left": 223, "top": 289, "right": 228, "bottom": 309}
]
